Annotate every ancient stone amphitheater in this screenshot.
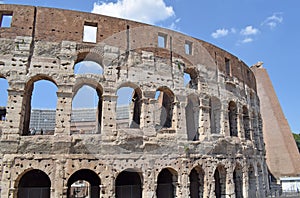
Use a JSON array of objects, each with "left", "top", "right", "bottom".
[{"left": 0, "top": 4, "right": 269, "bottom": 198}]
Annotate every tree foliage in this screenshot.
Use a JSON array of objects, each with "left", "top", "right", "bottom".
[{"left": 292, "top": 133, "right": 300, "bottom": 152}]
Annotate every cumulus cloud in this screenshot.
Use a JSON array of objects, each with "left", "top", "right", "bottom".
[
  {"left": 240, "top": 26, "right": 259, "bottom": 36},
  {"left": 262, "top": 12, "right": 283, "bottom": 29},
  {"left": 92, "top": 0, "right": 175, "bottom": 24},
  {"left": 211, "top": 28, "right": 229, "bottom": 39},
  {"left": 241, "top": 37, "right": 253, "bottom": 43}
]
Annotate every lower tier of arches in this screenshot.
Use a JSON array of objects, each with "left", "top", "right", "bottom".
[{"left": 0, "top": 155, "right": 269, "bottom": 198}]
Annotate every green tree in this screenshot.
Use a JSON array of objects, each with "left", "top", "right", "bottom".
[{"left": 292, "top": 133, "right": 300, "bottom": 152}]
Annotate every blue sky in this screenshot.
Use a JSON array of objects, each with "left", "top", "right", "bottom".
[{"left": 1, "top": 0, "right": 300, "bottom": 133}]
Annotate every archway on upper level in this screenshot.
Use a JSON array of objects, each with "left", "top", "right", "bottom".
[
  {"left": 214, "top": 165, "right": 226, "bottom": 198},
  {"left": 189, "top": 166, "right": 204, "bottom": 198},
  {"left": 0, "top": 77, "right": 8, "bottom": 123},
  {"left": 243, "top": 106, "right": 251, "bottom": 140},
  {"left": 210, "top": 96, "right": 221, "bottom": 134},
  {"left": 184, "top": 67, "right": 198, "bottom": 90},
  {"left": 186, "top": 94, "right": 199, "bottom": 141},
  {"left": 17, "top": 169, "right": 51, "bottom": 198},
  {"left": 228, "top": 101, "right": 238, "bottom": 137},
  {"left": 74, "top": 60, "right": 103, "bottom": 75},
  {"left": 116, "top": 83, "right": 142, "bottom": 129},
  {"left": 156, "top": 168, "right": 178, "bottom": 198},
  {"left": 67, "top": 169, "right": 101, "bottom": 198},
  {"left": 71, "top": 82, "right": 103, "bottom": 134},
  {"left": 22, "top": 77, "right": 58, "bottom": 136},
  {"left": 115, "top": 169, "right": 142, "bottom": 198},
  {"left": 234, "top": 163, "right": 243, "bottom": 198},
  {"left": 154, "top": 87, "right": 175, "bottom": 130}
]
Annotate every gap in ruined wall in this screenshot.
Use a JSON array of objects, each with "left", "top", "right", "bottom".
[
  {"left": 154, "top": 88, "right": 174, "bottom": 129},
  {"left": 83, "top": 22, "right": 98, "bottom": 43}
]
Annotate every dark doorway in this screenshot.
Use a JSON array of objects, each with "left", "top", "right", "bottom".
[
  {"left": 67, "top": 169, "right": 101, "bottom": 198},
  {"left": 156, "top": 168, "right": 177, "bottom": 198},
  {"left": 189, "top": 168, "right": 204, "bottom": 198},
  {"left": 17, "top": 169, "right": 51, "bottom": 198},
  {"left": 115, "top": 170, "right": 142, "bottom": 198}
]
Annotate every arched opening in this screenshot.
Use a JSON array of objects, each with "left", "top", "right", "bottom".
[
  {"left": 116, "top": 85, "right": 142, "bottom": 129},
  {"left": 210, "top": 97, "right": 221, "bottom": 134},
  {"left": 251, "top": 112, "right": 259, "bottom": 149},
  {"left": 67, "top": 169, "right": 101, "bottom": 198},
  {"left": 214, "top": 165, "right": 226, "bottom": 198},
  {"left": 115, "top": 170, "right": 142, "bottom": 198},
  {"left": 74, "top": 60, "right": 103, "bottom": 75},
  {"left": 234, "top": 163, "right": 243, "bottom": 198},
  {"left": 17, "top": 169, "right": 51, "bottom": 198},
  {"left": 0, "top": 77, "right": 8, "bottom": 123},
  {"left": 23, "top": 79, "right": 58, "bottom": 136},
  {"left": 248, "top": 164, "right": 256, "bottom": 197},
  {"left": 189, "top": 167, "right": 204, "bottom": 198},
  {"left": 228, "top": 101, "right": 238, "bottom": 137},
  {"left": 71, "top": 84, "right": 102, "bottom": 134},
  {"left": 184, "top": 67, "right": 198, "bottom": 89},
  {"left": 156, "top": 168, "right": 178, "bottom": 198},
  {"left": 154, "top": 87, "right": 174, "bottom": 129},
  {"left": 186, "top": 95, "right": 199, "bottom": 141},
  {"left": 243, "top": 106, "right": 251, "bottom": 140}
]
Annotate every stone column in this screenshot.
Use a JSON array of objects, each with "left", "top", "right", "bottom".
[
  {"left": 55, "top": 91, "right": 72, "bottom": 135},
  {"left": 1, "top": 159, "right": 13, "bottom": 198},
  {"left": 204, "top": 162, "right": 215, "bottom": 198},
  {"left": 101, "top": 94, "right": 117, "bottom": 141},
  {"left": 226, "top": 166, "right": 235, "bottom": 198},
  {"left": 142, "top": 91, "right": 156, "bottom": 137},
  {"left": 178, "top": 159, "right": 189, "bottom": 197},
  {"left": 54, "top": 158, "right": 66, "bottom": 198},
  {"left": 199, "top": 98, "right": 211, "bottom": 140},
  {"left": 242, "top": 165, "right": 249, "bottom": 198},
  {"left": 143, "top": 168, "right": 156, "bottom": 198}
]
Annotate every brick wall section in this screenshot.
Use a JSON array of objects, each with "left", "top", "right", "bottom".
[{"left": 252, "top": 65, "right": 300, "bottom": 178}]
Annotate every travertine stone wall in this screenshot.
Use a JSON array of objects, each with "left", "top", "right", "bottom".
[{"left": 0, "top": 4, "right": 268, "bottom": 198}]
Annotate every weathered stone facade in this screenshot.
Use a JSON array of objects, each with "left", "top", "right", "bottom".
[{"left": 0, "top": 4, "right": 269, "bottom": 198}]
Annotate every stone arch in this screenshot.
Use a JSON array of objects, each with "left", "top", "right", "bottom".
[
  {"left": 22, "top": 75, "right": 58, "bottom": 136},
  {"left": 154, "top": 86, "right": 175, "bottom": 129},
  {"left": 214, "top": 164, "right": 226, "bottom": 198},
  {"left": 116, "top": 82, "right": 142, "bottom": 129},
  {"left": 75, "top": 49, "right": 104, "bottom": 67},
  {"left": 248, "top": 163, "right": 256, "bottom": 197},
  {"left": 210, "top": 96, "right": 221, "bottom": 134},
  {"left": 228, "top": 101, "right": 238, "bottom": 137},
  {"left": 184, "top": 66, "right": 198, "bottom": 89},
  {"left": 67, "top": 169, "right": 101, "bottom": 198},
  {"left": 71, "top": 79, "right": 103, "bottom": 134},
  {"left": 156, "top": 167, "right": 178, "bottom": 198},
  {"left": 233, "top": 163, "right": 243, "bottom": 198},
  {"left": 115, "top": 168, "right": 143, "bottom": 198},
  {"left": 189, "top": 166, "right": 204, "bottom": 198},
  {"left": 16, "top": 169, "right": 51, "bottom": 198},
  {"left": 186, "top": 94, "right": 200, "bottom": 141},
  {"left": 243, "top": 106, "right": 251, "bottom": 140}
]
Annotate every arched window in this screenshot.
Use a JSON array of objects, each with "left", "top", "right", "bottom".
[
  {"left": 116, "top": 85, "right": 142, "bottom": 129},
  {"left": 243, "top": 106, "right": 251, "bottom": 140},
  {"left": 156, "top": 168, "right": 178, "bottom": 198},
  {"left": 214, "top": 165, "right": 226, "bottom": 198},
  {"left": 74, "top": 60, "right": 103, "bottom": 75},
  {"left": 189, "top": 167, "right": 204, "bottom": 198},
  {"left": 17, "top": 169, "right": 51, "bottom": 198},
  {"left": 184, "top": 67, "right": 198, "bottom": 89},
  {"left": 234, "top": 163, "right": 243, "bottom": 198},
  {"left": 115, "top": 169, "right": 142, "bottom": 198},
  {"left": 186, "top": 95, "right": 199, "bottom": 141},
  {"left": 210, "top": 97, "right": 221, "bottom": 134},
  {"left": 71, "top": 84, "right": 102, "bottom": 134},
  {"left": 0, "top": 77, "right": 8, "bottom": 122},
  {"left": 154, "top": 87, "right": 174, "bottom": 129},
  {"left": 228, "top": 101, "right": 238, "bottom": 137},
  {"left": 67, "top": 169, "right": 101, "bottom": 198},
  {"left": 23, "top": 79, "right": 58, "bottom": 136}
]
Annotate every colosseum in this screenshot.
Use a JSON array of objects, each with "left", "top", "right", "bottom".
[{"left": 0, "top": 4, "right": 269, "bottom": 198}]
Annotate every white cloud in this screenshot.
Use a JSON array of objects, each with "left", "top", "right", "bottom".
[
  {"left": 211, "top": 28, "right": 229, "bottom": 39},
  {"left": 92, "top": 0, "right": 175, "bottom": 24},
  {"left": 262, "top": 12, "right": 283, "bottom": 29},
  {"left": 241, "top": 37, "right": 253, "bottom": 43},
  {"left": 168, "top": 18, "right": 181, "bottom": 30},
  {"left": 240, "top": 26, "right": 259, "bottom": 36}
]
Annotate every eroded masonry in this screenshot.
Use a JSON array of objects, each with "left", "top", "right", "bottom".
[{"left": 0, "top": 4, "right": 269, "bottom": 198}]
